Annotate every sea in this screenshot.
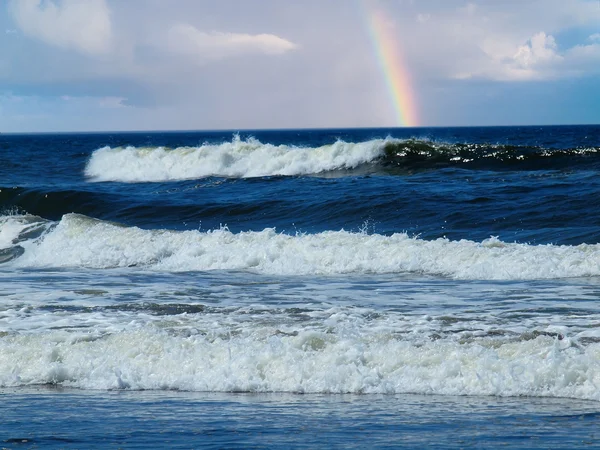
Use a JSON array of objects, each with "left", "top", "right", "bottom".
[{"left": 1, "top": 125, "right": 600, "bottom": 448}]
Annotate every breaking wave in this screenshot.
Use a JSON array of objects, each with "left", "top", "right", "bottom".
[
  {"left": 1, "top": 327, "right": 599, "bottom": 398},
  {"left": 3, "top": 213, "right": 600, "bottom": 280},
  {"left": 84, "top": 136, "right": 600, "bottom": 182},
  {"left": 85, "top": 136, "right": 386, "bottom": 182}
]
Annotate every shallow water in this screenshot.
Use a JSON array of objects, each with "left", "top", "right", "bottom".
[{"left": 3, "top": 388, "right": 600, "bottom": 449}]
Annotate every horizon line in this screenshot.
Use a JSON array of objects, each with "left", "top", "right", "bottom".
[{"left": 1, "top": 122, "right": 599, "bottom": 135}]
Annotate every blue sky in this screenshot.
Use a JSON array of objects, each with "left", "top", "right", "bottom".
[{"left": 1, "top": 0, "right": 599, "bottom": 132}]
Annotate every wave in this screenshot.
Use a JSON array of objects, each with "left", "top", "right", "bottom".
[
  {"left": 3, "top": 213, "right": 600, "bottom": 280},
  {"left": 84, "top": 136, "right": 386, "bottom": 182},
  {"left": 0, "top": 214, "right": 51, "bottom": 263},
  {"left": 84, "top": 136, "right": 600, "bottom": 182},
  {"left": 1, "top": 327, "right": 599, "bottom": 398},
  {"left": 0, "top": 186, "right": 124, "bottom": 222}
]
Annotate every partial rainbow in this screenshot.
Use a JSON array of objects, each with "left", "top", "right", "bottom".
[{"left": 363, "top": 2, "right": 419, "bottom": 127}]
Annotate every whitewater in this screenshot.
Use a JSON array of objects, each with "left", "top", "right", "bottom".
[
  {"left": 3, "top": 213, "right": 600, "bottom": 279},
  {"left": 84, "top": 135, "right": 600, "bottom": 182},
  {"left": 84, "top": 136, "right": 390, "bottom": 181},
  {"left": 3, "top": 126, "right": 600, "bottom": 448}
]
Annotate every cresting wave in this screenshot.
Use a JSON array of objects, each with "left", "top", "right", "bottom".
[
  {"left": 84, "top": 136, "right": 387, "bottom": 182},
  {"left": 84, "top": 136, "right": 600, "bottom": 182},
  {"left": 3, "top": 213, "right": 600, "bottom": 280},
  {"left": 1, "top": 327, "right": 599, "bottom": 398}
]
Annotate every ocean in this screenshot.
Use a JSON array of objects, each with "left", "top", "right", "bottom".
[{"left": 1, "top": 125, "right": 600, "bottom": 448}]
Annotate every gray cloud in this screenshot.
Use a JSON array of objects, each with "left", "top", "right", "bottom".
[
  {"left": 1, "top": 0, "right": 600, "bottom": 131},
  {"left": 9, "top": 0, "right": 112, "bottom": 55}
]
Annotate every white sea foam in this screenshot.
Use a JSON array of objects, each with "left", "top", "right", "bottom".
[
  {"left": 6, "top": 213, "right": 600, "bottom": 280},
  {"left": 1, "top": 327, "right": 599, "bottom": 399},
  {"left": 0, "top": 215, "right": 26, "bottom": 249},
  {"left": 84, "top": 136, "right": 390, "bottom": 181},
  {"left": 0, "top": 214, "right": 50, "bottom": 256}
]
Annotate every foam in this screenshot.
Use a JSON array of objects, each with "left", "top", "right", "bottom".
[
  {"left": 7, "top": 213, "right": 600, "bottom": 280},
  {"left": 0, "top": 215, "right": 26, "bottom": 249},
  {"left": 84, "top": 136, "right": 389, "bottom": 181},
  {"left": 0, "top": 215, "right": 50, "bottom": 264},
  {"left": 1, "top": 327, "right": 599, "bottom": 399}
]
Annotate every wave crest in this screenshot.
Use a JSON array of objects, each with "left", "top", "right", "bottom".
[
  {"left": 2, "top": 328, "right": 599, "bottom": 398},
  {"left": 4, "top": 213, "right": 600, "bottom": 280},
  {"left": 85, "top": 136, "right": 387, "bottom": 182},
  {"left": 84, "top": 136, "right": 600, "bottom": 182}
]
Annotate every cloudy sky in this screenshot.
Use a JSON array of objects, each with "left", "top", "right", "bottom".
[{"left": 1, "top": 0, "right": 599, "bottom": 132}]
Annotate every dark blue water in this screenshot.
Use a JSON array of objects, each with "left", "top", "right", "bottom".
[
  {"left": 2, "top": 125, "right": 600, "bottom": 448},
  {"left": 2, "top": 125, "right": 600, "bottom": 243}
]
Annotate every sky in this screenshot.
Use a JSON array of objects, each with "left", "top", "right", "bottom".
[{"left": 0, "top": 0, "right": 599, "bottom": 132}]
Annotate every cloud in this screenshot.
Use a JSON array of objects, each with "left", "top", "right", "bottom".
[
  {"left": 8, "top": 0, "right": 112, "bottom": 55},
  {"left": 469, "top": 31, "right": 600, "bottom": 81},
  {"left": 61, "top": 94, "right": 126, "bottom": 108},
  {"left": 513, "top": 32, "right": 562, "bottom": 68},
  {"left": 2, "top": 0, "right": 599, "bottom": 131},
  {"left": 453, "top": 31, "right": 589, "bottom": 81},
  {"left": 407, "top": 0, "right": 600, "bottom": 82},
  {"left": 166, "top": 23, "right": 297, "bottom": 60},
  {"left": 566, "top": 40, "right": 600, "bottom": 70}
]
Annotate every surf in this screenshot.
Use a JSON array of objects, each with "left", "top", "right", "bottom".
[
  {"left": 84, "top": 136, "right": 600, "bottom": 182},
  {"left": 84, "top": 135, "right": 389, "bottom": 182},
  {"left": 1, "top": 326, "right": 599, "bottom": 399},
  {"left": 3, "top": 213, "right": 600, "bottom": 280}
]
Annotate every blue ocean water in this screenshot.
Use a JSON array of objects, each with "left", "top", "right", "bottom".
[{"left": 2, "top": 125, "right": 600, "bottom": 448}]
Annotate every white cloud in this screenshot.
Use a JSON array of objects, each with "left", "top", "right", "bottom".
[
  {"left": 455, "top": 31, "right": 579, "bottom": 81},
  {"left": 404, "top": 0, "right": 600, "bottom": 82},
  {"left": 513, "top": 32, "right": 562, "bottom": 68},
  {"left": 2, "top": 0, "right": 599, "bottom": 131},
  {"left": 60, "top": 94, "right": 125, "bottom": 108},
  {"left": 9, "top": 0, "right": 112, "bottom": 55},
  {"left": 565, "top": 41, "right": 600, "bottom": 71},
  {"left": 472, "top": 31, "right": 600, "bottom": 81},
  {"left": 167, "top": 23, "right": 297, "bottom": 60}
]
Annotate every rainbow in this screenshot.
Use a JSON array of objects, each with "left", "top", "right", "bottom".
[{"left": 363, "top": 1, "right": 419, "bottom": 127}]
